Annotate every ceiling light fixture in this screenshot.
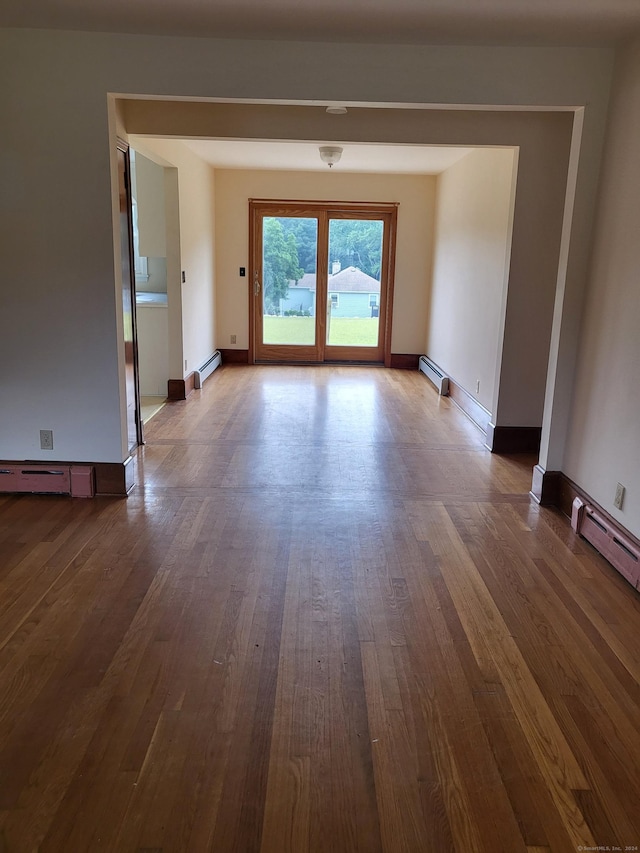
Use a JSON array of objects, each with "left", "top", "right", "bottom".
[
  {"left": 319, "top": 146, "right": 343, "bottom": 168},
  {"left": 326, "top": 105, "right": 348, "bottom": 115}
]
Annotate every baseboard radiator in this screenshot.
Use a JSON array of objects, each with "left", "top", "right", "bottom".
[
  {"left": 418, "top": 356, "right": 449, "bottom": 396},
  {"left": 571, "top": 498, "right": 640, "bottom": 589},
  {"left": 0, "top": 465, "right": 95, "bottom": 498},
  {"left": 194, "top": 350, "right": 222, "bottom": 389}
]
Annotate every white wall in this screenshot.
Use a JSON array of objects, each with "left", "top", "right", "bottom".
[
  {"left": 563, "top": 40, "right": 640, "bottom": 537},
  {"left": 214, "top": 169, "right": 435, "bottom": 353},
  {"left": 427, "top": 148, "right": 516, "bottom": 414},
  {"left": 0, "top": 29, "right": 614, "bottom": 464}
]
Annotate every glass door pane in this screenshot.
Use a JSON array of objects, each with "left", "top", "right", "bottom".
[
  {"left": 326, "top": 219, "right": 384, "bottom": 348},
  {"left": 262, "top": 217, "right": 318, "bottom": 346}
]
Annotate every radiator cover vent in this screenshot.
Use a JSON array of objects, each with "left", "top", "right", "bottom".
[
  {"left": 418, "top": 356, "right": 449, "bottom": 396},
  {"left": 194, "top": 350, "right": 222, "bottom": 389},
  {"left": 571, "top": 497, "right": 640, "bottom": 589},
  {"left": 0, "top": 464, "right": 95, "bottom": 497}
]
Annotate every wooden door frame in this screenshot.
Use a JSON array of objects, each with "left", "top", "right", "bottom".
[{"left": 248, "top": 199, "right": 398, "bottom": 366}]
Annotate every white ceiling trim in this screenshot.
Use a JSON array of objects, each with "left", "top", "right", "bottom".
[
  {"left": 180, "top": 139, "right": 478, "bottom": 174},
  {"left": 115, "top": 93, "right": 580, "bottom": 113}
]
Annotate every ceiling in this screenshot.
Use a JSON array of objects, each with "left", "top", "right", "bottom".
[
  {"left": 3, "top": 0, "right": 640, "bottom": 46},
  {"left": 181, "top": 139, "right": 476, "bottom": 174}
]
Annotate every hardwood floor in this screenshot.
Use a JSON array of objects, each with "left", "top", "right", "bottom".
[{"left": 1, "top": 365, "right": 639, "bottom": 852}]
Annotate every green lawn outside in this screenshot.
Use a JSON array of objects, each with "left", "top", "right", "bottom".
[{"left": 263, "top": 316, "right": 379, "bottom": 347}]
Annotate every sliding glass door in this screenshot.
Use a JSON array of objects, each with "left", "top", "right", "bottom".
[
  {"left": 250, "top": 201, "right": 397, "bottom": 364},
  {"left": 257, "top": 212, "right": 323, "bottom": 361},
  {"left": 325, "top": 215, "right": 386, "bottom": 362}
]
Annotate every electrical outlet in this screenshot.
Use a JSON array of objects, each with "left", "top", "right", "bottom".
[
  {"left": 230, "top": 334, "right": 237, "bottom": 344},
  {"left": 40, "top": 429, "right": 54, "bottom": 451},
  {"left": 184, "top": 359, "right": 188, "bottom": 371},
  {"left": 614, "top": 482, "right": 625, "bottom": 510}
]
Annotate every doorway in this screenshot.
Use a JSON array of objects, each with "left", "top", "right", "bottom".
[
  {"left": 129, "top": 149, "right": 170, "bottom": 427},
  {"left": 249, "top": 200, "right": 397, "bottom": 364},
  {"left": 117, "top": 142, "right": 144, "bottom": 452}
]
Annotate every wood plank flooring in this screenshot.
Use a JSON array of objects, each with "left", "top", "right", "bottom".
[{"left": 1, "top": 365, "right": 639, "bottom": 852}]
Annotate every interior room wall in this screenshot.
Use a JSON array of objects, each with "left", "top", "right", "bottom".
[
  {"left": 136, "top": 305, "right": 169, "bottom": 396},
  {"left": 426, "top": 148, "right": 516, "bottom": 414},
  {"left": 0, "top": 28, "right": 613, "bottom": 465},
  {"left": 128, "top": 150, "right": 170, "bottom": 397},
  {"left": 128, "top": 142, "right": 184, "bottom": 382},
  {"left": 213, "top": 168, "right": 435, "bottom": 354},
  {"left": 123, "top": 104, "right": 575, "bottom": 430},
  {"left": 144, "top": 257, "right": 167, "bottom": 294},
  {"left": 563, "top": 39, "right": 640, "bottom": 538},
  {"left": 134, "top": 152, "right": 166, "bottom": 258},
  {"left": 131, "top": 137, "right": 217, "bottom": 380}
]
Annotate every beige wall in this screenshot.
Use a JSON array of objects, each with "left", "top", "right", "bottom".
[
  {"left": 427, "top": 149, "right": 516, "bottom": 414},
  {"left": 214, "top": 169, "right": 435, "bottom": 353},
  {"left": 563, "top": 40, "right": 640, "bottom": 536}
]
